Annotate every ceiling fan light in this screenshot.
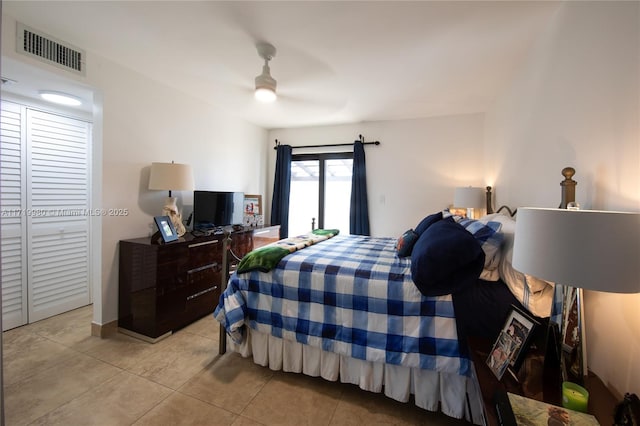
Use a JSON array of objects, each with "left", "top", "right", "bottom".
[
  {"left": 255, "top": 87, "right": 277, "bottom": 103},
  {"left": 254, "top": 67, "right": 277, "bottom": 103},
  {"left": 254, "top": 42, "right": 278, "bottom": 103}
]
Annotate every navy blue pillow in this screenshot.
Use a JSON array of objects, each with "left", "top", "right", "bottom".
[
  {"left": 415, "top": 211, "right": 443, "bottom": 236},
  {"left": 396, "top": 229, "right": 419, "bottom": 257},
  {"left": 410, "top": 217, "right": 485, "bottom": 297}
]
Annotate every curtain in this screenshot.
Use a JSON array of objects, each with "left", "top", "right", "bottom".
[
  {"left": 350, "top": 141, "right": 370, "bottom": 235},
  {"left": 271, "top": 144, "right": 292, "bottom": 238}
]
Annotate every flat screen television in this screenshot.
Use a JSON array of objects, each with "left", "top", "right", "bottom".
[{"left": 193, "top": 191, "right": 244, "bottom": 229}]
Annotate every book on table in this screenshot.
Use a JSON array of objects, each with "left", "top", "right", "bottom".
[{"left": 496, "top": 391, "right": 599, "bottom": 426}]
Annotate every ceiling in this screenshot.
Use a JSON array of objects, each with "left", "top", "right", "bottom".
[{"left": 1, "top": 1, "right": 561, "bottom": 129}]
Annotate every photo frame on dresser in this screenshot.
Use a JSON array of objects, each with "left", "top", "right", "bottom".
[
  {"left": 487, "top": 305, "right": 540, "bottom": 379},
  {"left": 154, "top": 215, "right": 179, "bottom": 243},
  {"left": 243, "top": 194, "right": 262, "bottom": 215},
  {"left": 243, "top": 194, "right": 263, "bottom": 228}
]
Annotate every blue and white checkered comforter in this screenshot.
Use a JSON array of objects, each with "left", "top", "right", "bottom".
[{"left": 214, "top": 235, "right": 471, "bottom": 376}]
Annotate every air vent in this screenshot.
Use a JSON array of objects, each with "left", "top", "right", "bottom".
[{"left": 17, "top": 23, "right": 85, "bottom": 76}]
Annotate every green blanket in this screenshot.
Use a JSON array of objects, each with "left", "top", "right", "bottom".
[
  {"left": 236, "top": 229, "right": 339, "bottom": 274},
  {"left": 236, "top": 246, "right": 290, "bottom": 273},
  {"left": 310, "top": 228, "right": 339, "bottom": 236}
]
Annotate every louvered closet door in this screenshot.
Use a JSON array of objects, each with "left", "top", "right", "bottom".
[
  {"left": 1, "top": 101, "right": 28, "bottom": 330},
  {"left": 26, "top": 109, "right": 91, "bottom": 323}
]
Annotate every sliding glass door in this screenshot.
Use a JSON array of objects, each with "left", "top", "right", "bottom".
[{"left": 288, "top": 153, "right": 353, "bottom": 236}]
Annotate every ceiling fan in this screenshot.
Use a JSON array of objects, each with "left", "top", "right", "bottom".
[
  {"left": 219, "top": 38, "right": 346, "bottom": 122},
  {"left": 254, "top": 42, "right": 277, "bottom": 103}
]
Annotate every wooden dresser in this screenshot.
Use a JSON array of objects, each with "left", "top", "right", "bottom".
[
  {"left": 118, "top": 228, "right": 253, "bottom": 342},
  {"left": 118, "top": 225, "right": 281, "bottom": 342}
]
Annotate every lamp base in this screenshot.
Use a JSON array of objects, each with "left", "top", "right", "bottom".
[{"left": 162, "top": 196, "right": 186, "bottom": 237}]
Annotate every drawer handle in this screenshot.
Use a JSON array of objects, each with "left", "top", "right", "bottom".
[
  {"left": 188, "top": 240, "right": 219, "bottom": 248},
  {"left": 187, "top": 263, "right": 218, "bottom": 274},
  {"left": 186, "top": 285, "right": 218, "bottom": 301}
]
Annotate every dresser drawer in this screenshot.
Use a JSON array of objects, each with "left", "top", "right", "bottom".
[
  {"left": 187, "top": 238, "right": 222, "bottom": 269},
  {"left": 187, "top": 261, "right": 222, "bottom": 295}
]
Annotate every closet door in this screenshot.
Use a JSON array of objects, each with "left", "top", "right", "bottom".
[
  {"left": 26, "top": 109, "right": 92, "bottom": 322},
  {"left": 1, "top": 101, "right": 28, "bottom": 330}
]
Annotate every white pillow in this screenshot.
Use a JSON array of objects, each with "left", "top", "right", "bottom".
[
  {"left": 475, "top": 214, "right": 505, "bottom": 281},
  {"left": 450, "top": 214, "right": 504, "bottom": 281},
  {"left": 482, "top": 213, "right": 555, "bottom": 318}
]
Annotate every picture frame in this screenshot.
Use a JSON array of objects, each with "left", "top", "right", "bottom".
[
  {"left": 561, "top": 285, "right": 585, "bottom": 379},
  {"left": 487, "top": 304, "right": 540, "bottom": 379},
  {"left": 487, "top": 330, "right": 518, "bottom": 380},
  {"left": 154, "top": 215, "right": 179, "bottom": 243},
  {"left": 562, "top": 286, "right": 579, "bottom": 353},
  {"left": 244, "top": 194, "right": 262, "bottom": 215}
]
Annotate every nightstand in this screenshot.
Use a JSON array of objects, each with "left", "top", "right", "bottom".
[{"left": 467, "top": 336, "right": 618, "bottom": 425}]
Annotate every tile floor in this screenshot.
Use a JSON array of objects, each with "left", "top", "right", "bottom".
[{"left": 2, "top": 306, "right": 470, "bottom": 425}]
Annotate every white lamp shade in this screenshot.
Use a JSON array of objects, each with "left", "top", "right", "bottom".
[
  {"left": 512, "top": 207, "right": 640, "bottom": 293},
  {"left": 454, "top": 187, "right": 485, "bottom": 208},
  {"left": 148, "top": 162, "right": 194, "bottom": 192}
]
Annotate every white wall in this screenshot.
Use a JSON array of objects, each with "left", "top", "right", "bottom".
[
  {"left": 269, "top": 114, "right": 485, "bottom": 238},
  {"left": 485, "top": 1, "right": 640, "bottom": 397},
  {"left": 1, "top": 14, "right": 269, "bottom": 327},
  {"left": 93, "top": 58, "right": 268, "bottom": 326}
]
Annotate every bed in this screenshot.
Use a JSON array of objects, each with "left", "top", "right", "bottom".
[{"left": 214, "top": 172, "right": 575, "bottom": 424}]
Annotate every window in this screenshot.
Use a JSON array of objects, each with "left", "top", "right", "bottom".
[{"left": 288, "top": 152, "right": 353, "bottom": 236}]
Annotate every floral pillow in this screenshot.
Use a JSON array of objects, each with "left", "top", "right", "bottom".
[{"left": 396, "top": 229, "right": 419, "bottom": 257}]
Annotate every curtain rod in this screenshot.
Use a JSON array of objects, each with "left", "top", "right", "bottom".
[{"left": 273, "top": 134, "right": 381, "bottom": 150}]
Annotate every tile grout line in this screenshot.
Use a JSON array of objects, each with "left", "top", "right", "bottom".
[
  {"left": 235, "top": 367, "right": 274, "bottom": 425},
  {"left": 128, "top": 385, "right": 176, "bottom": 426},
  {"left": 171, "top": 348, "right": 274, "bottom": 424}
]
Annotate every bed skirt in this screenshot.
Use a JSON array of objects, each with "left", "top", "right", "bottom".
[{"left": 226, "top": 328, "right": 486, "bottom": 425}]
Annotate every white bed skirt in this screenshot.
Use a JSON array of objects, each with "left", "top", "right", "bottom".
[{"left": 227, "top": 328, "right": 486, "bottom": 425}]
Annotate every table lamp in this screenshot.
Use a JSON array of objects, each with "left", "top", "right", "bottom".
[
  {"left": 454, "top": 186, "right": 485, "bottom": 219},
  {"left": 512, "top": 207, "right": 640, "bottom": 382},
  {"left": 148, "top": 161, "right": 194, "bottom": 236}
]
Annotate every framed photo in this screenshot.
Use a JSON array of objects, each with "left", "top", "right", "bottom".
[
  {"left": 487, "top": 331, "right": 518, "bottom": 380},
  {"left": 154, "top": 215, "right": 179, "bottom": 243},
  {"left": 244, "top": 194, "right": 262, "bottom": 215},
  {"left": 562, "top": 287, "right": 579, "bottom": 352},
  {"left": 561, "top": 286, "right": 585, "bottom": 379},
  {"left": 491, "top": 304, "right": 540, "bottom": 378}
]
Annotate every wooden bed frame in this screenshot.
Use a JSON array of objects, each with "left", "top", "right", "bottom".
[{"left": 486, "top": 166, "right": 576, "bottom": 215}]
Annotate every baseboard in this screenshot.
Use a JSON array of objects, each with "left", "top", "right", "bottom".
[
  {"left": 91, "top": 320, "right": 118, "bottom": 338},
  {"left": 118, "top": 327, "right": 172, "bottom": 343}
]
